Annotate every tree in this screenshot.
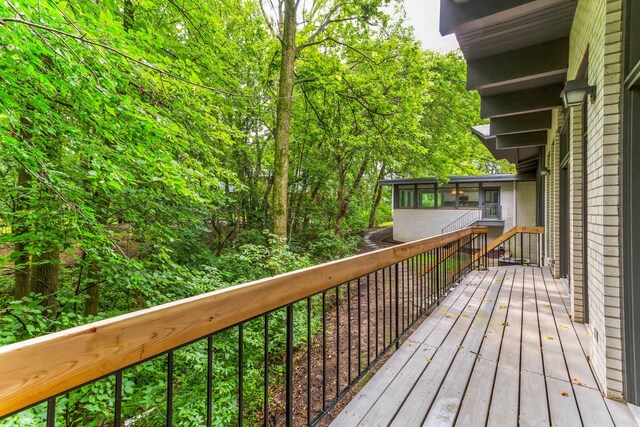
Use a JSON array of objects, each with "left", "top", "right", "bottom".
[{"left": 260, "top": 0, "right": 390, "bottom": 240}]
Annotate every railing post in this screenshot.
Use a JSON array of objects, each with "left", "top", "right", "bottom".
[{"left": 520, "top": 232, "right": 524, "bottom": 265}]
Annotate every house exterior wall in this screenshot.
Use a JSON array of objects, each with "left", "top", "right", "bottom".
[
  {"left": 569, "top": 105, "right": 586, "bottom": 323},
  {"left": 392, "top": 181, "right": 534, "bottom": 243},
  {"left": 393, "top": 208, "right": 473, "bottom": 242},
  {"left": 543, "top": 0, "right": 624, "bottom": 399},
  {"left": 546, "top": 119, "right": 562, "bottom": 278},
  {"left": 515, "top": 181, "right": 537, "bottom": 226}
]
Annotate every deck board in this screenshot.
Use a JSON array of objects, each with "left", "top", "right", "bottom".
[
  {"left": 331, "top": 266, "right": 638, "bottom": 427},
  {"left": 455, "top": 269, "right": 515, "bottom": 427}
]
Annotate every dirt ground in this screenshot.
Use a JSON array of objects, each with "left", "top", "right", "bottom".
[{"left": 268, "top": 227, "right": 433, "bottom": 426}]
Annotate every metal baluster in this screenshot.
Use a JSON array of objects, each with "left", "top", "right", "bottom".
[
  {"left": 286, "top": 305, "right": 294, "bottom": 427},
  {"left": 367, "top": 274, "right": 371, "bottom": 366},
  {"left": 436, "top": 247, "right": 441, "bottom": 303},
  {"left": 263, "top": 315, "right": 269, "bottom": 427},
  {"left": 207, "top": 337, "right": 213, "bottom": 427},
  {"left": 167, "top": 351, "right": 174, "bottom": 427},
  {"left": 239, "top": 325, "right": 244, "bottom": 427},
  {"left": 46, "top": 397, "right": 56, "bottom": 427},
  {"left": 484, "top": 233, "right": 488, "bottom": 269},
  {"left": 412, "top": 256, "right": 416, "bottom": 321},
  {"left": 115, "top": 371, "right": 123, "bottom": 427},
  {"left": 322, "top": 293, "right": 326, "bottom": 410},
  {"left": 457, "top": 239, "right": 461, "bottom": 280},
  {"left": 375, "top": 270, "right": 379, "bottom": 357},
  {"left": 335, "top": 287, "right": 340, "bottom": 398},
  {"left": 382, "top": 267, "right": 387, "bottom": 349},
  {"left": 395, "top": 263, "right": 399, "bottom": 349},
  {"left": 307, "top": 298, "right": 312, "bottom": 425},
  {"left": 347, "top": 281, "right": 352, "bottom": 384},
  {"left": 357, "top": 277, "right": 362, "bottom": 374}
]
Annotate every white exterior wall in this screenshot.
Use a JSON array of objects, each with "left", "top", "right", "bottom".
[
  {"left": 570, "top": 105, "right": 586, "bottom": 323},
  {"left": 392, "top": 181, "right": 534, "bottom": 243},
  {"left": 543, "top": 0, "right": 624, "bottom": 399},
  {"left": 393, "top": 209, "right": 474, "bottom": 242},
  {"left": 515, "top": 181, "right": 537, "bottom": 227}
]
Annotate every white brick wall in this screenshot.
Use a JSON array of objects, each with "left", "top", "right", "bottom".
[
  {"left": 545, "top": 0, "right": 624, "bottom": 399},
  {"left": 393, "top": 208, "right": 473, "bottom": 242},
  {"left": 570, "top": 105, "right": 585, "bottom": 322},
  {"left": 515, "top": 181, "right": 537, "bottom": 226}
]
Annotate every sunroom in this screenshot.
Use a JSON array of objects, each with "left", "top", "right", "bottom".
[{"left": 381, "top": 174, "right": 537, "bottom": 243}]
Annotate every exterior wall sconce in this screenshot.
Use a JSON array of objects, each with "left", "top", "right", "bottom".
[
  {"left": 539, "top": 167, "right": 550, "bottom": 176},
  {"left": 561, "top": 78, "right": 595, "bottom": 108}
]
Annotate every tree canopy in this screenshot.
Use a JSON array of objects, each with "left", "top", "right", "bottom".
[
  {"left": 0, "top": 0, "right": 512, "bottom": 321},
  {"left": 0, "top": 0, "right": 517, "bottom": 424}
]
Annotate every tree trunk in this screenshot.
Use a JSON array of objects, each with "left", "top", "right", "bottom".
[
  {"left": 335, "top": 156, "right": 346, "bottom": 234},
  {"left": 335, "top": 153, "right": 370, "bottom": 234},
  {"left": 13, "top": 166, "right": 31, "bottom": 300},
  {"left": 368, "top": 163, "right": 386, "bottom": 228},
  {"left": 271, "top": 0, "right": 297, "bottom": 241},
  {"left": 83, "top": 263, "right": 100, "bottom": 317},
  {"left": 83, "top": 193, "right": 109, "bottom": 317},
  {"left": 31, "top": 250, "right": 60, "bottom": 316}
]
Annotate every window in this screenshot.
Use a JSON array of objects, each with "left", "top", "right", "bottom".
[
  {"left": 417, "top": 185, "right": 435, "bottom": 208},
  {"left": 397, "top": 185, "right": 415, "bottom": 208},
  {"left": 437, "top": 185, "right": 457, "bottom": 208},
  {"left": 458, "top": 184, "right": 480, "bottom": 207}
]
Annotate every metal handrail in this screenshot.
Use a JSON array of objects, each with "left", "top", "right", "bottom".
[
  {"left": 441, "top": 205, "right": 503, "bottom": 234},
  {"left": 441, "top": 209, "right": 482, "bottom": 233}
]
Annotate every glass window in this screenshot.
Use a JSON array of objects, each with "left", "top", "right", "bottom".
[
  {"left": 397, "top": 185, "right": 415, "bottom": 208},
  {"left": 437, "top": 185, "right": 457, "bottom": 208},
  {"left": 417, "top": 185, "right": 435, "bottom": 208},
  {"left": 458, "top": 184, "right": 480, "bottom": 208}
]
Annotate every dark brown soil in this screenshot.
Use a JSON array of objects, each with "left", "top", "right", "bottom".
[{"left": 267, "top": 227, "right": 433, "bottom": 426}]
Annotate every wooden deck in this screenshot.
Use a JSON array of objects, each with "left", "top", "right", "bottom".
[{"left": 331, "top": 267, "right": 638, "bottom": 426}]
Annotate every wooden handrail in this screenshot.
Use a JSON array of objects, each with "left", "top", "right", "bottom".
[
  {"left": 0, "top": 226, "right": 488, "bottom": 418},
  {"left": 473, "top": 225, "right": 544, "bottom": 262}
]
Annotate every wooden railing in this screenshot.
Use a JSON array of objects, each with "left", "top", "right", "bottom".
[
  {"left": 473, "top": 225, "right": 545, "bottom": 266},
  {"left": 0, "top": 227, "right": 488, "bottom": 426}
]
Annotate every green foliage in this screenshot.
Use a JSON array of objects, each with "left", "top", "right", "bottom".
[{"left": 0, "top": 0, "right": 514, "bottom": 424}]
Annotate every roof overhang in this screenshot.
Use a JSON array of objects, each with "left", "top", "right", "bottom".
[
  {"left": 440, "top": 0, "right": 577, "bottom": 174},
  {"left": 490, "top": 111, "right": 553, "bottom": 135},
  {"left": 379, "top": 173, "right": 537, "bottom": 186},
  {"left": 471, "top": 125, "right": 542, "bottom": 174}
]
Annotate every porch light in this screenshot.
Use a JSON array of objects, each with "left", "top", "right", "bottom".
[
  {"left": 539, "top": 167, "right": 550, "bottom": 176},
  {"left": 561, "top": 78, "right": 595, "bottom": 108}
]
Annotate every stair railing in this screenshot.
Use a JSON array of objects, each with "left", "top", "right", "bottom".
[{"left": 441, "top": 209, "right": 483, "bottom": 233}]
